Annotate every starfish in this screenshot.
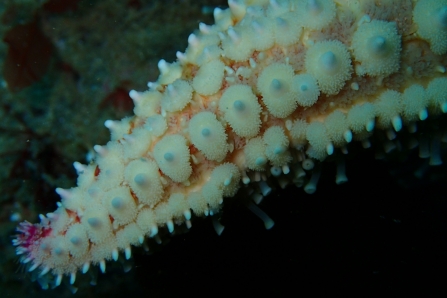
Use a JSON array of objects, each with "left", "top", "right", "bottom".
[{"left": 12, "top": 0, "right": 447, "bottom": 291}]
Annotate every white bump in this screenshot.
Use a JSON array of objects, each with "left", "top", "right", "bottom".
[
  {"left": 224, "top": 66, "right": 234, "bottom": 74},
  {"left": 125, "top": 246, "right": 132, "bottom": 260},
  {"left": 134, "top": 173, "right": 148, "bottom": 186},
  {"left": 419, "top": 109, "right": 428, "bottom": 121},
  {"left": 223, "top": 172, "right": 234, "bottom": 187},
  {"left": 93, "top": 145, "right": 106, "bottom": 156},
  {"left": 158, "top": 59, "right": 169, "bottom": 74},
  {"left": 28, "top": 262, "right": 39, "bottom": 272},
  {"left": 112, "top": 248, "right": 119, "bottom": 261},
  {"left": 214, "top": 7, "right": 223, "bottom": 19},
  {"left": 320, "top": 51, "right": 337, "bottom": 71},
  {"left": 123, "top": 134, "right": 134, "bottom": 143},
  {"left": 150, "top": 226, "right": 158, "bottom": 237},
  {"left": 70, "top": 272, "right": 76, "bottom": 285},
  {"left": 392, "top": 115, "right": 402, "bottom": 132},
  {"left": 249, "top": 58, "right": 256, "bottom": 68},
  {"left": 255, "top": 157, "right": 267, "bottom": 166},
  {"left": 55, "top": 188, "right": 70, "bottom": 200},
  {"left": 351, "top": 82, "right": 359, "bottom": 90},
  {"left": 164, "top": 152, "right": 174, "bottom": 161},
  {"left": 22, "top": 257, "right": 32, "bottom": 264},
  {"left": 326, "top": 143, "right": 334, "bottom": 155},
  {"left": 87, "top": 217, "right": 101, "bottom": 228},
  {"left": 366, "top": 119, "right": 375, "bottom": 132},
  {"left": 167, "top": 220, "right": 174, "bottom": 233},
  {"left": 358, "top": 14, "right": 371, "bottom": 25},
  {"left": 199, "top": 23, "right": 211, "bottom": 34},
  {"left": 55, "top": 274, "right": 63, "bottom": 287},
  {"left": 111, "top": 197, "right": 124, "bottom": 210},
  {"left": 176, "top": 51, "right": 186, "bottom": 62},
  {"left": 82, "top": 262, "right": 90, "bottom": 274},
  {"left": 39, "top": 214, "right": 48, "bottom": 222},
  {"left": 183, "top": 209, "right": 192, "bottom": 221},
  {"left": 104, "top": 120, "right": 114, "bottom": 129},
  {"left": 436, "top": 65, "right": 446, "bottom": 73},
  {"left": 147, "top": 82, "right": 158, "bottom": 90},
  {"left": 40, "top": 266, "right": 50, "bottom": 276},
  {"left": 344, "top": 130, "right": 353, "bottom": 143},
  {"left": 441, "top": 102, "right": 447, "bottom": 113},
  {"left": 99, "top": 260, "right": 106, "bottom": 273},
  {"left": 73, "top": 161, "right": 87, "bottom": 174},
  {"left": 128, "top": 90, "right": 140, "bottom": 102},
  {"left": 228, "top": 27, "right": 240, "bottom": 43}
]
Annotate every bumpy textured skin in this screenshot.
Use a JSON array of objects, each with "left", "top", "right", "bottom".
[{"left": 13, "top": 0, "right": 447, "bottom": 289}]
